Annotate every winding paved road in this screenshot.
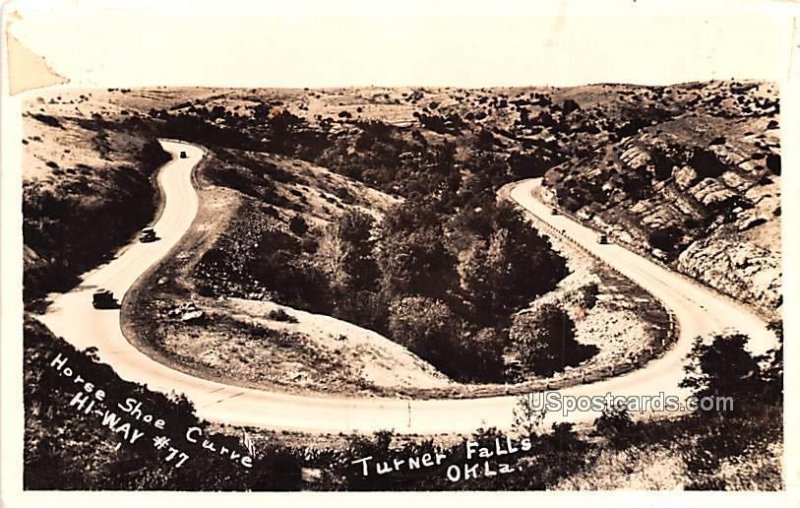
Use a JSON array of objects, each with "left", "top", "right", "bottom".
[{"left": 35, "top": 140, "right": 777, "bottom": 434}]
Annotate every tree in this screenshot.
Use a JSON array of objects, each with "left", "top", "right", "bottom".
[
  {"left": 580, "top": 282, "right": 599, "bottom": 309},
  {"left": 689, "top": 147, "right": 728, "bottom": 179},
  {"left": 268, "top": 110, "right": 305, "bottom": 154},
  {"left": 561, "top": 99, "right": 580, "bottom": 115},
  {"left": 512, "top": 394, "right": 547, "bottom": 437},
  {"left": 288, "top": 214, "right": 308, "bottom": 236},
  {"left": 462, "top": 327, "right": 506, "bottom": 382},
  {"left": 592, "top": 404, "right": 636, "bottom": 449},
  {"left": 459, "top": 240, "right": 493, "bottom": 322},
  {"left": 510, "top": 304, "right": 586, "bottom": 376},
  {"left": 315, "top": 224, "right": 350, "bottom": 291},
  {"left": 476, "top": 129, "right": 497, "bottom": 151},
  {"left": 460, "top": 204, "right": 568, "bottom": 326},
  {"left": 766, "top": 153, "right": 781, "bottom": 175},
  {"left": 387, "top": 296, "right": 463, "bottom": 377},
  {"left": 332, "top": 289, "right": 389, "bottom": 334},
  {"left": 316, "top": 210, "right": 379, "bottom": 294},
  {"left": 648, "top": 225, "right": 683, "bottom": 253},
  {"left": 489, "top": 204, "right": 568, "bottom": 306},
  {"left": 762, "top": 321, "right": 783, "bottom": 404},
  {"left": 507, "top": 151, "right": 550, "bottom": 179},
  {"left": 680, "top": 333, "right": 765, "bottom": 415},
  {"left": 649, "top": 144, "right": 678, "bottom": 181},
  {"left": 378, "top": 227, "right": 456, "bottom": 301},
  {"left": 337, "top": 210, "right": 379, "bottom": 290}
]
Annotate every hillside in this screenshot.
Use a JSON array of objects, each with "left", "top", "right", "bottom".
[
  {"left": 123, "top": 81, "right": 780, "bottom": 318},
  {"left": 22, "top": 90, "right": 170, "bottom": 303},
  {"left": 122, "top": 146, "right": 461, "bottom": 395},
  {"left": 23, "top": 82, "right": 781, "bottom": 391},
  {"left": 120, "top": 86, "right": 684, "bottom": 395},
  {"left": 22, "top": 82, "right": 779, "bottom": 394},
  {"left": 541, "top": 81, "right": 780, "bottom": 316},
  {"left": 21, "top": 83, "right": 782, "bottom": 492}
]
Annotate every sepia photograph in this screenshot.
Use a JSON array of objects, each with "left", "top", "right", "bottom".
[{"left": 1, "top": 1, "right": 798, "bottom": 503}]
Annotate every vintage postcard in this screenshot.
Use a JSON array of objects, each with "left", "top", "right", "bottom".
[{"left": 1, "top": 1, "right": 798, "bottom": 505}]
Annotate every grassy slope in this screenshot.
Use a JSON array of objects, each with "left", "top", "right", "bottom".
[
  {"left": 23, "top": 317, "right": 303, "bottom": 490},
  {"left": 22, "top": 90, "right": 170, "bottom": 303},
  {"left": 555, "top": 408, "right": 783, "bottom": 490}
]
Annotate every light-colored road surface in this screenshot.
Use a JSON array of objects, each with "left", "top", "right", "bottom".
[{"left": 36, "top": 142, "right": 777, "bottom": 434}]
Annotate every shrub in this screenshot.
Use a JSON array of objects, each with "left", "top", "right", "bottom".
[
  {"left": 387, "top": 296, "right": 463, "bottom": 377},
  {"left": 267, "top": 308, "right": 299, "bottom": 323},
  {"left": 580, "top": 282, "right": 599, "bottom": 309},
  {"left": 592, "top": 404, "right": 636, "bottom": 449},
  {"left": 288, "top": 214, "right": 309, "bottom": 236},
  {"left": 510, "top": 303, "right": 596, "bottom": 376},
  {"left": 766, "top": 153, "right": 781, "bottom": 175},
  {"left": 647, "top": 225, "right": 683, "bottom": 253},
  {"left": 680, "top": 333, "right": 769, "bottom": 416}
]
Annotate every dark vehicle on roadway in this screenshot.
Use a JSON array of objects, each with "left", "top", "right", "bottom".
[
  {"left": 180, "top": 150, "right": 188, "bottom": 159},
  {"left": 92, "top": 289, "right": 118, "bottom": 309},
  {"left": 139, "top": 227, "right": 157, "bottom": 243},
  {"left": 597, "top": 234, "right": 609, "bottom": 244}
]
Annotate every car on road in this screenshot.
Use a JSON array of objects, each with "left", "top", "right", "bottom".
[
  {"left": 550, "top": 207, "right": 559, "bottom": 215},
  {"left": 180, "top": 150, "right": 188, "bottom": 159},
  {"left": 139, "top": 227, "right": 157, "bottom": 243},
  {"left": 597, "top": 233, "right": 609, "bottom": 244},
  {"left": 652, "top": 248, "right": 668, "bottom": 261},
  {"left": 92, "top": 289, "right": 118, "bottom": 309}
]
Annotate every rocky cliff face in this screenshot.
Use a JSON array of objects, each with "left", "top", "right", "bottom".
[
  {"left": 678, "top": 237, "right": 781, "bottom": 312},
  {"left": 546, "top": 81, "right": 781, "bottom": 318}
]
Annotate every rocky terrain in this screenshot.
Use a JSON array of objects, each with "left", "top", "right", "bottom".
[
  {"left": 24, "top": 81, "right": 779, "bottom": 393},
  {"left": 21, "top": 82, "right": 783, "bottom": 491},
  {"left": 138, "top": 81, "right": 781, "bottom": 318},
  {"left": 541, "top": 81, "right": 781, "bottom": 316},
  {"left": 24, "top": 82, "right": 780, "bottom": 320}
]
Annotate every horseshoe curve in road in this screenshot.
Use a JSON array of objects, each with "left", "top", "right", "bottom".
[{"left": 35, "top": 140, "right": 777, "bottom": 434}]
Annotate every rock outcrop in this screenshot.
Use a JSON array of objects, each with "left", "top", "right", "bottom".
[{"left": 678, "top": 237, "right": 781, "bottom": 313}]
